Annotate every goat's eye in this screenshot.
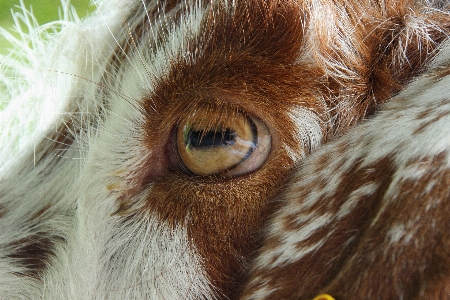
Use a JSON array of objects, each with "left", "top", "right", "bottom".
[{"left": 175, "top": 110, "right": 271, "bottom": 177}]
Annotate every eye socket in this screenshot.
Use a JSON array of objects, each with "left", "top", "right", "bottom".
[{"left": 175, "top": 108, "right": 271, "bottom": 177}]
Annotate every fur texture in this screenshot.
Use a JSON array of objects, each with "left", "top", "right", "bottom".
[{"left": 0, "top": 0, "right": 449, "bottom": 299}]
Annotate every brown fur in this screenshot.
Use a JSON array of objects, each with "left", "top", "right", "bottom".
[
  {"left": 112, "top": 0, "right": 450, "bottom": 297},
  {"left": 2, "top": 0, "right": 449, "bottom": 298}
]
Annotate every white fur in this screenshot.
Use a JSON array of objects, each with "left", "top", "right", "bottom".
[
  {"left": 0, "top": 1, "right": 214, "bottom": 298},
  {"left": 1, "top": 0, "right": 449, "bottom": 299}
]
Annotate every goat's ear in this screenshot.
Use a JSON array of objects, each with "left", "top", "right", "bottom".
[
  {"left": 308, "top": 0, "right": 450, "bottom": 136},
  {"left": 368, "top": 0, "right": 450, "bottom": 102}
]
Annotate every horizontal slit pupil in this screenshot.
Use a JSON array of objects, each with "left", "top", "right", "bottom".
[{"left": 188, "top": 128, "right": 236, "bottom": 148}]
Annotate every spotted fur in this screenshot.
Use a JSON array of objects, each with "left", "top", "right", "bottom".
[
  {"left": 241, "top": 44, "right": 450, "bottom": 299},
  {"left": 0, "top": 0, "right": 449, "bottom": 299}
]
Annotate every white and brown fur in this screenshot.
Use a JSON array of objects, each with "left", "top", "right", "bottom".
[{"left": 0, "top": 0, "right": 449, "bottom": 299}]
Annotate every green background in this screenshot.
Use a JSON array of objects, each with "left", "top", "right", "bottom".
[{"left": 0, "top": 0, "right": 93, "bottom": 52}]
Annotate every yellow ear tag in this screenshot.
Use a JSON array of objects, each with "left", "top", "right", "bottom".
[{"left": 312, "top": 294, "right": 335, "bottom": 300}]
